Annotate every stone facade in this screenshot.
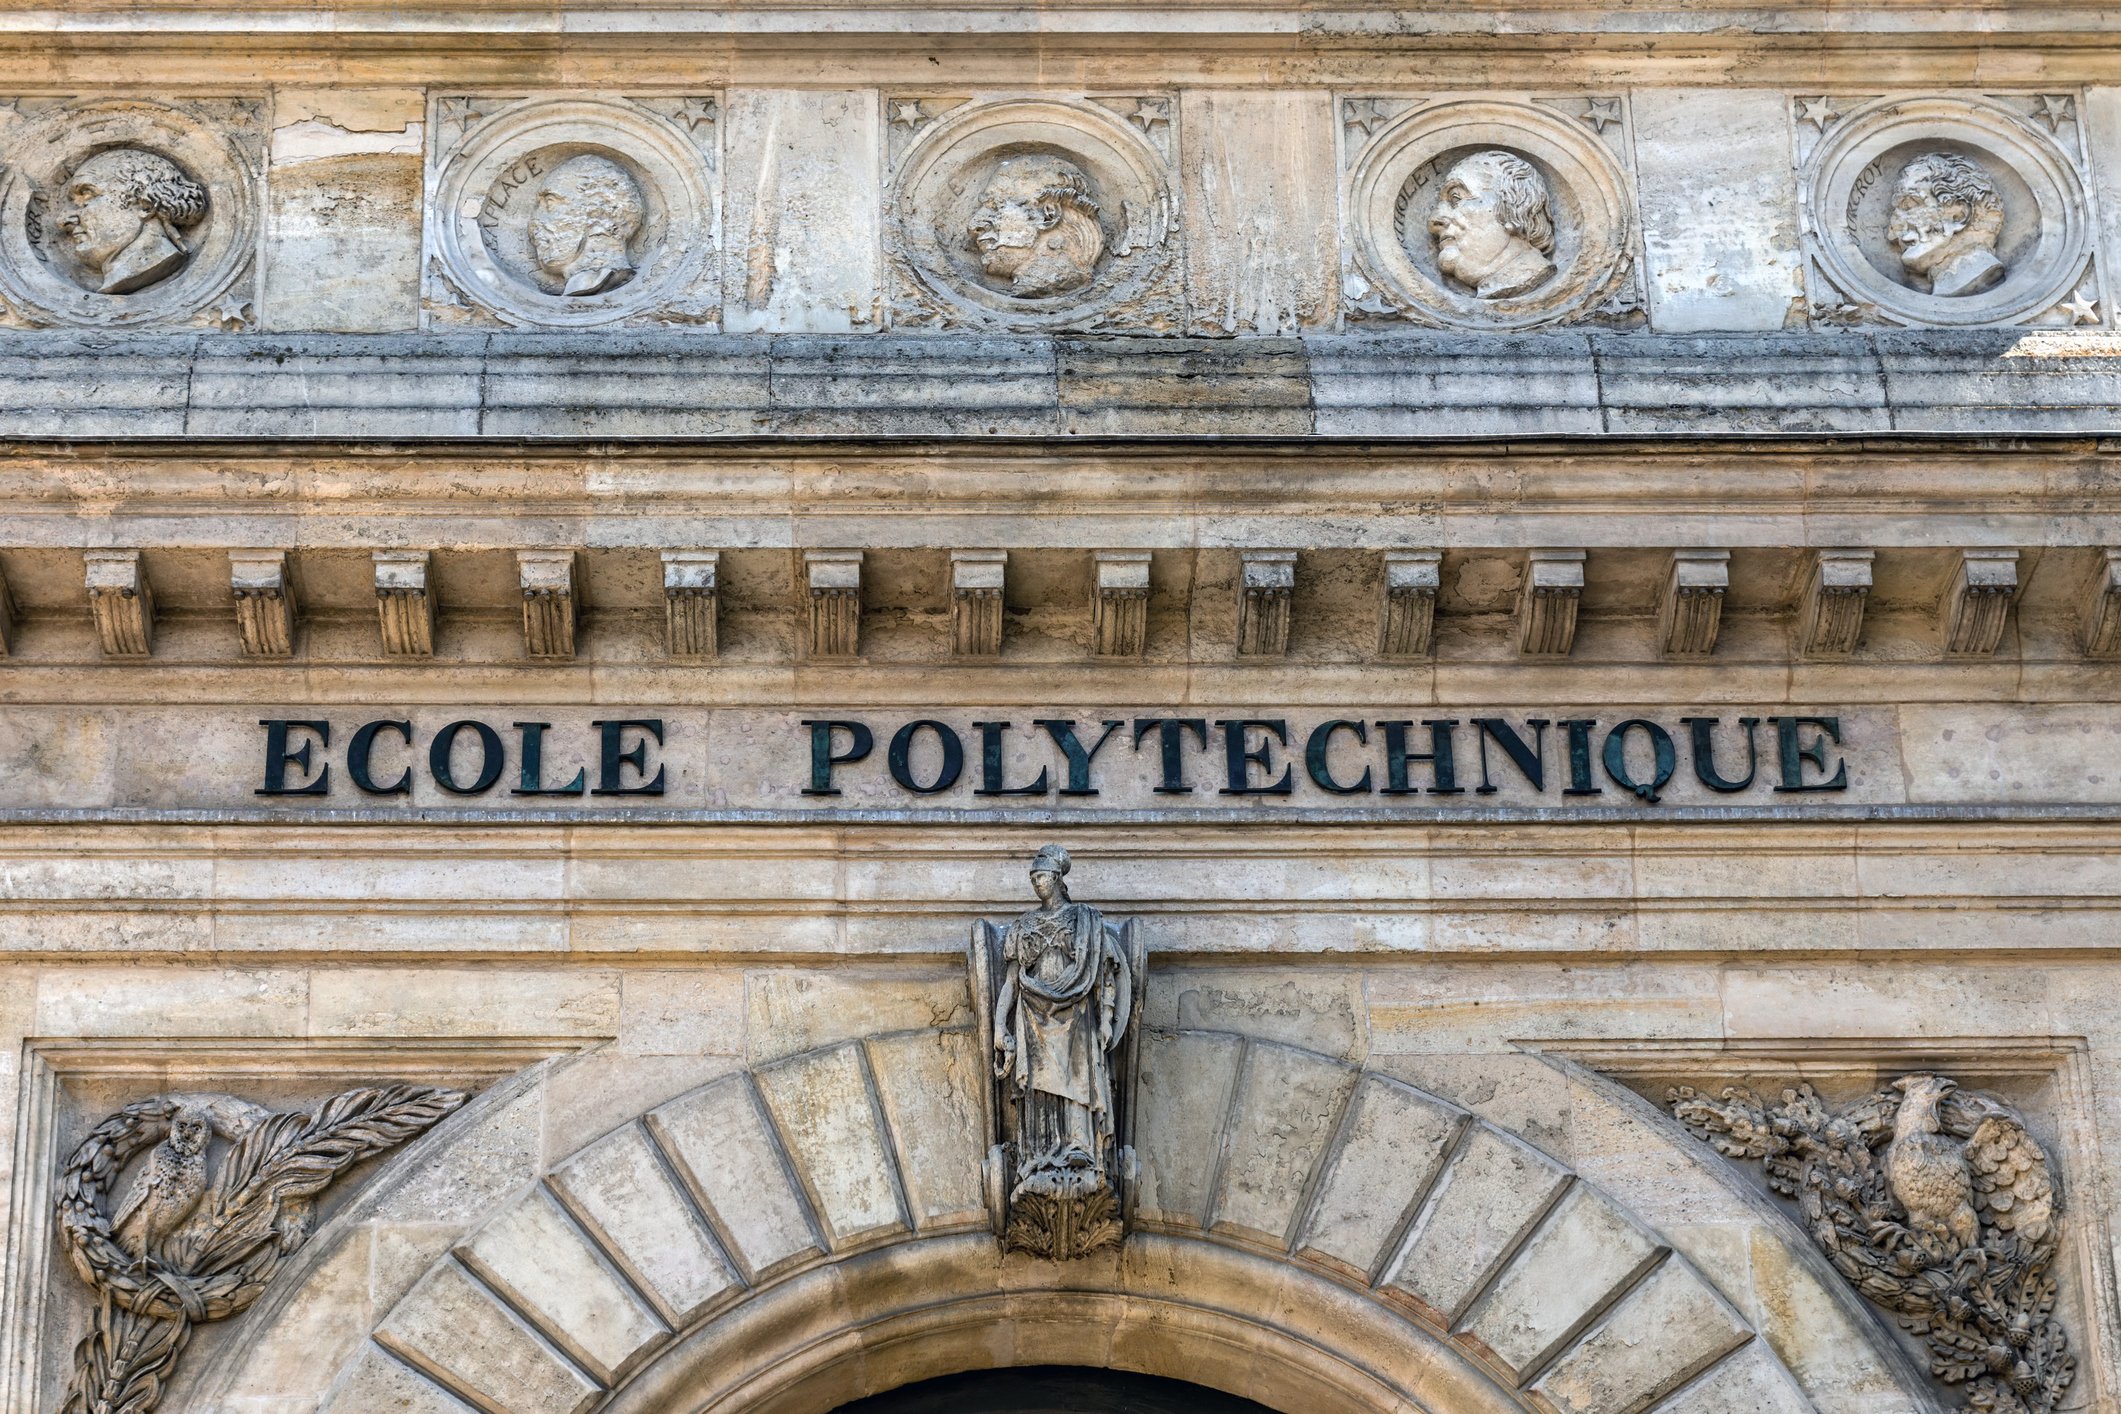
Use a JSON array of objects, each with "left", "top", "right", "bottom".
[{"left": 5, "top": 4, "right": 2121, "bottom": 1414}]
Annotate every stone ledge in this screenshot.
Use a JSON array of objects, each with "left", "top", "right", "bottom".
[{"left": 4, "top": 331, "right": 2120, "bottom": 442}]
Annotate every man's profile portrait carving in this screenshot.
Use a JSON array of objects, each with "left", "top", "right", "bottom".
[
  {"left": 54, "top": 147, "right": 209, "bottom": 295},
  {"left": 970, "top": 844, "right": 1142, "bottom": 1259},
  {"left": 1887, "top": 151, "right": 2007, "bottom": 298},
  {"left": 526, "top": 153, "right": 645, "bottom": 297},
  {"left": 966, "top": 153, "right": 1106, "bottom": 299},
  {"left": 1427, "top": 149, "right": 1557, "bottom": 300}
]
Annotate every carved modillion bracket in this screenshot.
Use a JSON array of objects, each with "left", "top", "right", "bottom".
[
  {"left": 2082, "top": 549, "right": 2121, "bottom": 659},
  {"left": 1658, "top": 549, "right": 1729, "bottom": 658},
  {"left": 84, "top": 549, "right": 152, "bottom": 659},
  {"left": 1379, "top": 550, "right": 1440, "bottom": 659},
  {"left": 518, "top": 549, "right": 579, "bottom": 660},
  {"left": 662, "top": 550, "right": 719, "bottom": 659},
  {"left": 1797, "top": 548, "right": 1873, "bottom": 658},
  {"left": 1942, "top": 549, "right": 2019, "bottom": 658},
  {"left": 805, "top": 549, "right": 862, "bottom": 658},
  {"left": 373, "top": 550, "right": 435, "bottom": 658},
  {"left": 0, "top": 560, "right": 15, "bottom": 658},
  {"left": 1516, "top": 549, "right": 1584, "bottom": 658},
  {"left": 1237, "top": 550, "right": 1295, "bottom": 658},
  {"left": 229, "top": 549, "right": 296, "bottom": 658},
  {"left": 952, "top": 550, "right": 1007, "bottom": 658},
  {"left": 1092, "top": 550, "right": 1151, "bottom": 658}
]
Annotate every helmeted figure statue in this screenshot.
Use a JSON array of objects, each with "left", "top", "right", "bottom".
[{"left": 970, "top": 845, "right": 1143, "bottom": 1259}]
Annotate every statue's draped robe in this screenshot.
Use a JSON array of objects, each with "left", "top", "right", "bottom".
[{"left": 998, "top": 900, "right": 1129, "bottom": 1180}]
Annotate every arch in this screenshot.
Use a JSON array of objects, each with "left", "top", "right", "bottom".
[
  {"left": 193, "top": 1028, "right": 1931, "bottom": 1414},
  {"left": 827, "top": 1366, "right": 1280, "bottom": 1413}
]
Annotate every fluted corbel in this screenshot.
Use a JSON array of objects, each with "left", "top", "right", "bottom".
[
  {"left": 518, "top": 549, "right": 578, "bottom": 660},
  {"left": 84, "top": 549, "right": 152, "bottom": 659},
  {"left": 662, "top": 550, "right": 720, "bottom": 659},
  {"left": 1237, "top": 550, "right": 1295, "bottom": 658},
  {"left": 1516, "top": 549, "right": 1584, "bottom": 659},
  {"left": 1379, "top": 550, "right": 1440, "bottom": 659},
  {"left": 373, "top": 550, "right": 435, "bottom": 658},
  {"left": 1942, "top": 549, "right": 2018, "bottom": 658},
  {"left": 1658, "top": 550, "right": 1729, "bottom": 658},
  {"left": 1092, "top": 550, "right": 1151, "bottom": 658},
  {"left": 230, "top": 549, "right": 296, "bottom": 658},
  {"left": 1797, "top": 549, "right": 1873, "bottom": 658},
  {"left": 0, "top": 562, "right": 15, "bottom": 657},
  {"left": 805, "top": 550, "right": 863, "bottom": 658},
  {"left": 952, "top": 550, "right": 1007, "bottom": 658},
  {"left": 2082, "top": 549, "right": 2121, "bottom": 660}
]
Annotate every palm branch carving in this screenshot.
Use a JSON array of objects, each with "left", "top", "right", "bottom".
[
  {"left": 54, "top": 1084, "right": 465, "bottom": 1414},
  {"left": 1669, "top": 1075, "right": 2072, "bottom": 1414}
]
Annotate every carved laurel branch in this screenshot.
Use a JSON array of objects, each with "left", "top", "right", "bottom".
[
  {"left": 1669, "top": 1079, "right": 2074, "bottom": 1414},
  {"left": 55, "top": 1084, "right": 466, "bottom": 1414}
]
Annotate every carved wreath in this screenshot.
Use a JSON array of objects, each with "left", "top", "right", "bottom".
[
  {"left": 54, "top": 1085, "right": 464, "bottom": 1414},
  {"left": 1670, "top": 1076, "right": 2072, "bottom": 1414}
]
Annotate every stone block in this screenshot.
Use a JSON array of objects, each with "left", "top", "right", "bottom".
[
  {"left": 318, "top": 1345, "right": 477, "bottom": 1414},
  {"left": 374, "top": 1262, "right": 601, "bottom": 1414},
  {"left": 865, "top": 1029, "right": 988, "bottom": 1232},
  {"left": 1456, "top": 1184, "right": 1663, "bottom": 1380},
  {"left": 1306, "top": 334, "right": 1601, "bottom": 437},
  {"left": 457, "top": 1187, "right": 667, "bottom": 1385},
  {"left": 764, "top": 336, "right": 1059, "bottom": 436},
  {"left": 1527, "top": 1258, "right": 1752, "bottom": 1414},
  {"left": 1212, "top": 1043, "right": 1358, "bottom": 1248},
  {"left": 1630, "top": 90, "right": 1804, "bottom": 333},
  {"left": 744, "top": 968, "right": 971, "bottom": 1062},
  {"left": 1297, "top": 1074, "right": 1464, "bottom": 1281},
  {"left": 549, "top": 1121, "right": 737, "bottom": 1326},
  {"left": 1180, "top": 90, "right": 1337, "bottom": 335},
  {"left": 1057, "top": 339, "right": 1312, "bottom": 436},
  {"left": 1385, "top": 1123, "right": 1570, "bottom": 1327},
  {"left": 753, "top": 1042, "right": 908, "bottom": 1249},
  {"left": 1132, "top": 1029, "right": 1242, "bottom": 1229},
  {"left": 1592, "top": 334, "right": 1889, "bottom": 435},
  {"left": 722, "top": 89, "right": 882, "bottom": 333},
  {"left": 648, "top": 1074, "right": 822, "bottom": 1281},
  {"left": 1653, "top": 1341, "right": 1814, "bottom": 1414},
  {"left": 262, "top": 90, "right": 424, "bottom": 332}
]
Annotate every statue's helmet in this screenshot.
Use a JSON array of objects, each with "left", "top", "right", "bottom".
[{"left": 1029, "top": 844, "right": 1072, "bottom": 877}]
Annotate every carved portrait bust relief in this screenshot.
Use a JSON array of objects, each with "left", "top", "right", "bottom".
[
  {"left": 966, "top": 153, "right": 1107, "bottom": 299},
  {"left": 1886, "top": 151, "right": 2006, "bottom": 297},
  {"left": 1427, "top": 149, "right": 1557, "bottom": 300},
  {"left": 55, "top": 147, "right": 209, "bottom": 294},
  {"left": 524, "top": 152, "right": 645, "bottom": 297}
]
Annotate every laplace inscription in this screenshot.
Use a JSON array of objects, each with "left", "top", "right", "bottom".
[{"left": 251, "top": 713, "right": 1849, "bottom": 806}]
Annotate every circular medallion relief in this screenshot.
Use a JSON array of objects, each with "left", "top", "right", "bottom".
[
  {"left": 0, "top": 100, "right": 256, "bottom": 326},
  {"left": 892, "top": 99, "right": 1176, "bottom": 328},
  {"left": 431, "top": 98, "right": 714, "bottom": 328},
  {"left": 1347, "top": 101, "right": 1635, "bottom": 330},
  {"left": 1804, "top": 97, "right": 2090, "bottom": 327}
]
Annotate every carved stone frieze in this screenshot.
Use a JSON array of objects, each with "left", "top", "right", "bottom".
[
  {"left": 1671, "top": 1075, "right": 2074, "bottom": 1414},
  {"left": 886, "top": 96, "right": 1180, "bottom": 332},
  {"left": 1342, "top": 96, "right": 1641, "bottom": 330},
  {"left": 55, "top": 1085, "right": 465, "bottom": 1414},
  {"left": 0, "top": 98, "right": 260, "bottom": 328},
  {"left": 970, "top": 847, "right": 1143, "bottom": 1260},
  {"left": 426, "top": 95, "right": 719, "bottom": 329},
  {"left": 1796, "top": 95, "right": 2098, "bottom": 328}
]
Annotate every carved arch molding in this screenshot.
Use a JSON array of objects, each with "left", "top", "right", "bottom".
[{"left": 173, "top": 1027, "right": 1941, "bottom": 1414}]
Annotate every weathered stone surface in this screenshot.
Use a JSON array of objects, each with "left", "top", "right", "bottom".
[
  {"left": 319, "top": 1345, "right": 477, "bottom": 1414},
  {"left": 1653, "top": 1341, "right": 1815, "bottom": 1414},
  {"left": 457, "top": 1188, "right": 667, "bottom": 1385},
  {"left": 648, "top": 1074, "right": 822, "bottom": 1281},
  {"left": 549, "top": 1122, "right": 736, "bottom": 1325},
  {"left": 1527, "top": 1259, "right": 1753, "bottom": 1414},
  {"left": 1132, "top": 1030, "right": 1243, "bottom": 1229},
  {"left": 1386, "top": 1124, "right": 1571, "bottom": 1327},
  {"left": 1297, "top": 1074, "right": 1463, "bottom": 1279},
  {"left": 261, "top": 91, "right": 423, "bottom": 332},
  {"left": 1211, "top": 1042, "right": 1357, "bottom": 1247},
  {"left": 373, "top": 1262, "right": 601, "bottom": 1414},
  {"left": 721, "top": 90, "right": 881, "bottom": 333},
  {"left": 864, "top": 1029, "right": 987, "bottom": 1232},
  {"left": 1180, "top": 91, "right": 1337, "bottom": 336},
  {"left": 1456, "top": 1184, "right": 1663, "bottom": 1380},
  {"left": 754, "top": 1043, "right": 907, "bottom": 1249}
]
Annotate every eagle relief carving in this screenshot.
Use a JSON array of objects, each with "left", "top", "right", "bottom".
[
  {"left": 969, "top": 846, "right": 1145, "bottom": 1260},
  {"left": 54, "top": 1085, "right": 465, "bottom": 1414},
  {"left": 1670, "top": 1074, "right": 2073, "bottom": 1414}
]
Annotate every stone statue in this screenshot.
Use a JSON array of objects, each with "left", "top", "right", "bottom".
[
  {"left": 1671, "top": 1073, "right": 2073, "bottom": 1414},
  {"left": 1427, "top": 149, "right": 1557, "bottom": 299},
  {"left": 55, "top": 1084, "right": 464, "bottom": 1414},
  {"left": 1888, "top": 151, "right": 2007, "bottom": 297},
  {"left": 966, "top": 154, "right": 1106, "bottom": 298},
  {"left": 970, "top": 845, "right": 1142, "bottom": 1258},
  {"left": 53, "top": 148, "right": 209, "bottom": 295},
  {"left": 526, "top": 153, "right": 645, "bottom": 296}
]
